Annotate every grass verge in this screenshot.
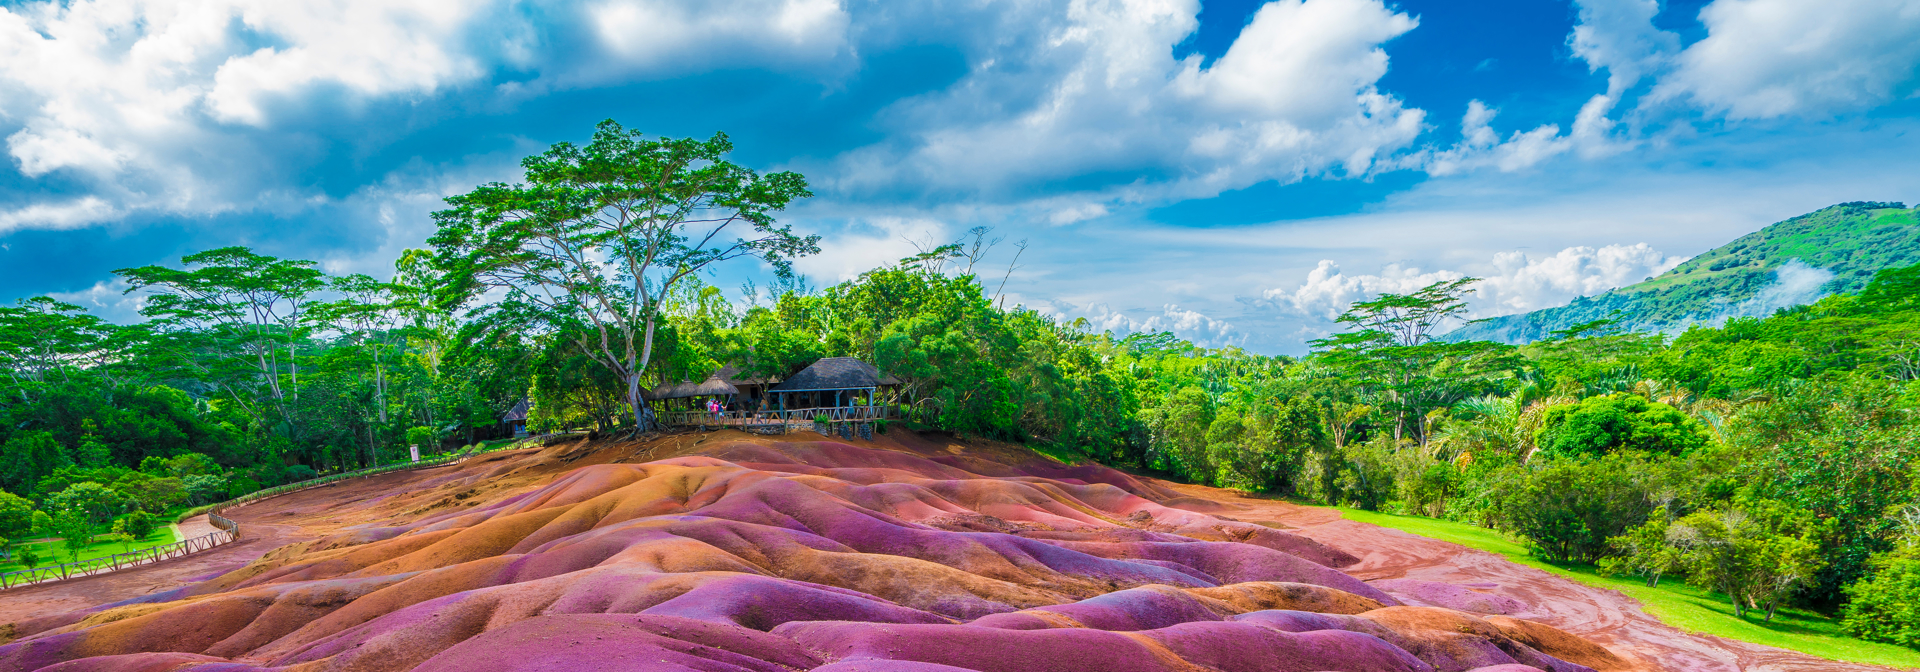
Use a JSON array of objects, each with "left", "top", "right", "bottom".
[
  {"left": 1337, "top": 507, "right": 1920, "bottom": 669},
  {"left": 0, "top": 527, "right": 181, "bottom": 575}
]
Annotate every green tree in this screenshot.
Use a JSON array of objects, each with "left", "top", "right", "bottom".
[
  {"left": 51, "top": 509, "right": 92, "bottom": 562},
  {"left": 1536, "top": 393, "right": 1712, "bottom": 458},
  {"left": 119, "top": 510, "right": 156, "bottom": 541},
  {"left": 0, "top": 431, "right": 70, "bottom": 495},
  {"left": 46, "top": 482, "right": 128, "bottom": 528},
  {"left": 1601, "top": 507, "right": 1686, "bottom": 587},
  {"left": 1499, "top": 452, "right": 1658, "bottom": 563},
  {"left": 1668, "top": 501, "right": 1828, "bottom": 621},
  {"left": 115, "top": 247, "right": 328, "bottom": 429},
  {"left": 431, "top": 120, "right": 818, "bottom": 431},
  {"left": 183, "top": 474, "right": 229, "bottom": 506},
  {"left": 0, "top": 490, "right": 31, "bottom": 540}
]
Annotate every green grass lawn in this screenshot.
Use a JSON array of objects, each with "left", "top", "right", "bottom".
[
  {"left": 0, "top": 527, "right": 182, "bottom": 575},
  {"left": 1337, "top": 507, "right": 1920, "bottom": 669}
]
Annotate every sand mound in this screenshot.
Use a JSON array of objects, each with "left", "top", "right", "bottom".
[{"left": 0, "top": 432, "right": 1630, "bottom": 672}]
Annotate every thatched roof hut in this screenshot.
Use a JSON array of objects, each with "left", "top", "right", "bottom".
[
  {"left": 768, "top": 357, "right": 900, "bottom": 393},
  {"left": 644, "top": 365, "right": 783, "bottom": 401}
]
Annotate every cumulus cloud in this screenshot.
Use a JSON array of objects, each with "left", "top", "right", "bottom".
[
  {"left": 1263, "top": 243, "right": 1685, "bottom": 325},
  {"left": 1263, "top": 259, "right": 1463, "bottom": 320},
  {"left": 0, "top": 0, "right": 855, "bottom": 233},
  {"left": 1654, "top": 0, "right": 1920, "bottom": 119},
  {"left": 1568, "top": 0, "right": 1677, "bottom": 97},
  {"left": 828, "top": 0, "right": 1426, "bottom": 204},
  {"left": 1422, "top": 101, "right": 1573, "bottom": 176},
  {"left": 788, "top": 216, "right": 947, "bottom": 283},
  {"left": 1070, "top": 302, "right": 1239, "bottom": 347},
  {"left": 0, "top": 196, "right": 117, "bottom": 234},
  {"left": 1471, "top": 244, "right": 1684, "bottom": 317}
]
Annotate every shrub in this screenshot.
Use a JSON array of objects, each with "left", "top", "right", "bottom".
[
  {"left": 283, "top": 464, "right": 317, "bottom": 484},
  {"left": 1842, "top": 546, "right": 1920, "bottom": 647},
  {"left": 1499, "top": 452, "right": 1657, "bottom": 563},
  {"left": 17, "top": 545, "right": 39, "bottom": 569},
  {"left": 120, "top": 510, "right": 156, "bottom": 541},
  {"left": 226, "top": 477, "right": 261, "bottom": 499}
]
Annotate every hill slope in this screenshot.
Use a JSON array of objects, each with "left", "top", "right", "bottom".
[{"left": 1451, "top": 202, "right": 1920, "bottom": 344}]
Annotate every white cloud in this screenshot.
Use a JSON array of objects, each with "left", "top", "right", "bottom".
[
  {"left": 1066, "top": 302, "right": 1240, "bottom": 347},
  {"left": 789, "top": 216, "right": 946, "bottom": 283},
  {"left": 1263, "top": 259, "right": 1463, "bottom": 320},
  {"left": 0, "top": 196, "right": 118, "bottom": 233},
  {"left": 1720, "top": 259, "right": 1833, "bottom": 320},
  {"left": 579, "top": 0, "right": 848, "bottom": 83},
  {"left": 828, "top": 0, "right": 1427, "bottom": 205},
  {"left": 1471, "top": 243, "right": 1684, "bottom": 317},
  {"left": 1261, "top": 243, "right": 1684, "bottom": 325},
  {"left": 1653, "top": 0, "right": 1920, "bottom": 119},
  {"left": 1568, "top": 0, "right": 1677, "bottom": 97},
  {"left": 1422, "top": 101, "right": 1572, "bottom": 176},
  {"left": 0, "top": 0, "right": 858, "bottom": 233}
]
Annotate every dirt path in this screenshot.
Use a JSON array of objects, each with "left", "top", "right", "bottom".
[
  {"left": 175, "top": 514, "right": 218, "bottom": 539},
  {"left": 1154, "top": 480, "right": 1901, "bottom": 672},
  {"left": 0, "top": 515, "right": 305, "bottom": 628},
  {"left": 0, "top": 463, "right": 478, "bottom": 629}
]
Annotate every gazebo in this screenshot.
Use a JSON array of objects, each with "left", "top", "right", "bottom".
[{"left": 767, "top": 357, "right": 901, "bottom": 414}]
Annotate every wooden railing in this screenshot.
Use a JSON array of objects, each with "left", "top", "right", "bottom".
[
  {"left": 659, "top": 405, "right": 898, "bottom": 429},
  {"left": 0, "top": 513, "right": 240, "bottom": 590},
  {"left": 0, "top": 439, "right": 537, "bottom": 591}
]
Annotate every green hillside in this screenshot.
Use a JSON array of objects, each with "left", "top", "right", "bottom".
[{"left": 1452, "top": 202, "right": 1920, "bottom": 343}]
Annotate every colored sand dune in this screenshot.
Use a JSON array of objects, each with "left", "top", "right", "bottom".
[{"left": 0, "top": 436, "right": 1635, "bottom": 672}]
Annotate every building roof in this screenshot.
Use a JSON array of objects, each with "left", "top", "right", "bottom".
[
  {"left": 642, "top": 365, "right": 779, "bottom": 400},
  {"left": 768, "top": 357, "right": 901, "bottom": 392},
  {"left": 501, "top": 398, "right": 530, "bottom": 423}
]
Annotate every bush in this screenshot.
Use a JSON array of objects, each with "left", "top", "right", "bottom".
[
  {"left": 283, "top": 464, "right": 317, "bottom": 484},
  {"left": 226, "top": 477, "right": 261, "bottom": 499},
  {"left": 17, "top": 545, "right": 39, "bottom": 569},
  {"left": 1336, "top": 436, "right": 1400, "bottom": 511},
  {"left": 120, "top": 510, "right": 157, "bottom": 541},
  {"left": 1499, "top": 452, "right": 1657, "bottom": 563},
  {"left": 1842, "top": 546, "right": 1920, "bottom": 647}
]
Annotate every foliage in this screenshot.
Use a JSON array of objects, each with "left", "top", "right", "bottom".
[
  {"left": 1842, "top": 545, "right": 1920, "bottom": 647},
  {"left": 118, "top": 510, "right": 157, "bottom": 541},
  {"left": 1499, "top": 452, "right": 1660, "bottom": 563},
  {"left": 430, "top": 120, "right": 817, "bottom": 429},
  {"left": 0, "top": 490, "right": 30, "bottom": 539},
  {"left": 1535, "top": 393, "right": 1711, "bottom": 458}
]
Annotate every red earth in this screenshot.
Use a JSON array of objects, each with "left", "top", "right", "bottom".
[{"left": 0, "top": 430, "right": 1897, "bottom": 672}]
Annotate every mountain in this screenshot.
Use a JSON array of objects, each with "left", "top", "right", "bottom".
[{"left": 1449, "top": 201, "right": 1920, "bottom": 344}]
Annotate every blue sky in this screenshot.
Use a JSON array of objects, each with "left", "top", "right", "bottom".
[{"left": 2, "top": 0, "right": 1917, "bottom": 353}]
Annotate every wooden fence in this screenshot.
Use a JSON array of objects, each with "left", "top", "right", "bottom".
[
  {"left": 0, "top": 513, "right": 240, "bottom": 590},
  {"left": 0, "top": 439, "right": 536, "bottom": 591},
  {"left": 660, "top": 405, "right": 898, "bottom": 431}
]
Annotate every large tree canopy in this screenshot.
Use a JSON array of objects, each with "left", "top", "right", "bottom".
[{"left": 430, "top": 120, "right": 818, "bottom": 429}]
